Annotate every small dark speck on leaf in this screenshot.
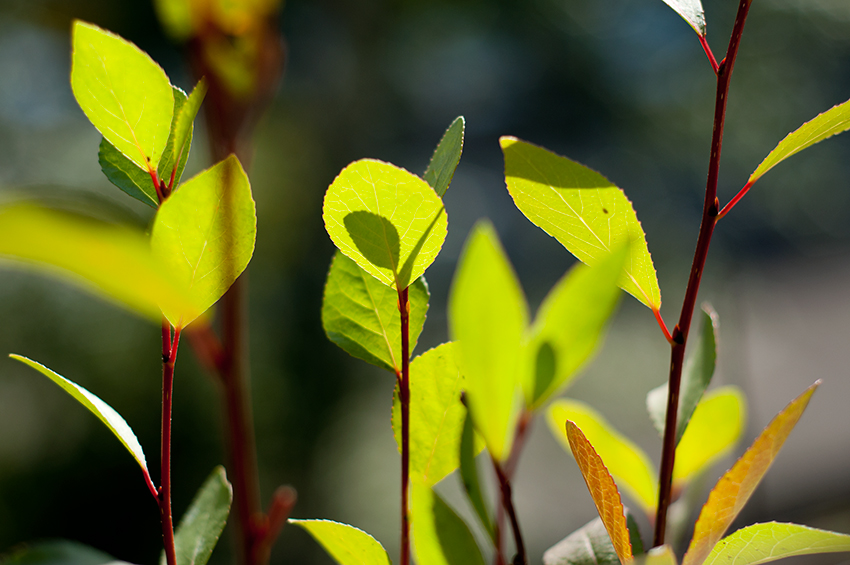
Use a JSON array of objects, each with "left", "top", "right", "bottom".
[{"left": 602, "top": 208, "right": 609, "bottom": 214}]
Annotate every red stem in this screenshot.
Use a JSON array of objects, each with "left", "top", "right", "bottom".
[
  {"left": 716, "top": 179, "right": 754, "bottom": 221},
  {"left": 160, "top": 322, "right": 182, "bottom": 565},
  {"left": 492, "top": 457, "right": 527, "bottom": 565},
  {"left": 653, "top": 0, "right": 753, "bottom": 547},
  {"left": 397, "top": 286, "right": 411, "bottom": 565},
  {"left": 493, "top": 412, "right": 532, "bottom": 565},
  {"left": 653, "top": 309, "right": 674, "bottom": 345},
  {"left": 698, "top": 34, "right": 720, "bottom": 75}
]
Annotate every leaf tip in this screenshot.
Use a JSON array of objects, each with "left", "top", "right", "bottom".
[{"left": 499, "top": 136, "right": 518, "bottom": 151}]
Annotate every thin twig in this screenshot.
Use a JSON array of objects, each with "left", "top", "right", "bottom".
[
  {"left": 160, "top": 321, "right": 182, "bottom": 565},
  {"left": 397, "top": 286, "right": 411, "bottom": 565},
  {"left": 492, "top": 457, "right": 527, "bottom": 565}
]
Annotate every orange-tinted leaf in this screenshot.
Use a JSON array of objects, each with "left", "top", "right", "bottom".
[
  {"left": 566, "top": 420, "right": 633, "bottom": 565},
  {"left": 682, "top": 382, "right": 820, "bottom": 565}
]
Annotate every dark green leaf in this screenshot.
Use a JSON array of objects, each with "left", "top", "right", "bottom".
[
  {"left": 423, "top": 116, "right": 465, "bottom": 197},
  {"left": 410, "top": 482, "right": 485, "bottom": 565},
  {"left": 322, "top": 251, "right": 428, "bottom": 373},
  {"left": 98, "top": 138, "right": 158, "bottom": 207},
  {"left": 2, "top": 540, "right": 133, "bottom": 565},
  {"left": 459, "top": 410, "right": 494, "bottom": 540},
  {"left": 162, "top": 467, "right": 232, "bottom": 565},
  {"left": 158, "top": 82, "right": 206, "bottom": 189},
  {"left": 543, "top": 511, "right": 643, "bottom": 565}
]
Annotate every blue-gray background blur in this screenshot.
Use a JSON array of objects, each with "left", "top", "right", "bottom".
[{"left": 0, "top": 0, "right": 849, "bottom": 563}]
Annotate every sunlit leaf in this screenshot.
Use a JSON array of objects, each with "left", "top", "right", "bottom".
[
  {"left": 424, "top": 116, "right": 465, "bottom": 197},
  {"left": 647, "top": 306, "right": 719, "bottom": 443},
  {"left": 163, "top": 467, "right": 232, "bottom": 565},
  {"left": 449, "top": 221, "right": 527, "bottom": 461},
  {"left": 323, "top": 251, "right": 429, "bottom": 374},
  {"left": 682, "top": 382, "right": 821, "bottom": 565},
  {"left": 527, "top": 246, "right": 626, "bottom": 407},
  {"left": 674, "top": 386, "right": 746, "bottom": 486},
  {"left": 392, "top": 343, "right": 482, "bottom": 486},
  {"left": 2, "top": 540, "right": 134, "bottom": 565},
  {"left": 749, "top": 97, "right": 850, "bottom": 186},
  {"left": 10, "top": 355, "right": 150, "bottom": 481},
  {"left": 459, "top": 410, "right": 494, "bottom": 540},
  {"left": 501, "top": 137, "right": 660, "bottom": 311},
  {"left": 704, "top": 522, "right": 850, "bottom": 565},
  {"left": 410, "top": 481, "right": 485, "bottom": 565},
  {"left": 660, "top": 0, "right": 706, "bottom": 36},
  {"left": 289, "top": 519, "right": 391, "bottom": 565},
  {"left": 323, "top": 159, "right": 448, "bottom": 290},
  {"left": 549, "top": 400, "right": 657, "bottom": 515},
  {"left": 98, "top": 138, "right": 159, "bottom": 207},
  {"left": 634, "top": 546, "right": 678, "bottom": 565},
  {"left": 152, "top": 155, "right": 256, "bottom": 328},
  {"left": 159, "top": 80, "right": 206, "bottom": 188},
  {"left": 71, "top": 21, "right": 173, "bottom": 171},
  {"left": 0, "top": 204, "right": 200, "bottom": 323},
  {"left": 566, "top": 420, "right": 634, "bottom": 565},
  {"left": 543, "top": 513, "right": 644, "bottom": 565}
]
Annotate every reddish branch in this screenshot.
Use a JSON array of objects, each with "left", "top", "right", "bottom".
[
  {"left": 159, "top": 320, "right": 182, "bottom": 565},
  {"left": 653, "top": 0, "right": 753, "bottom": 547},
  {"left": 397, "top": 287, "right": 411, "bottom": 565},
  {"left": 493, "top": 411, "right": 532, "bottom": 565}
]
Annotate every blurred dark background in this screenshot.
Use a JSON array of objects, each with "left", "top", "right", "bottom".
[{"left": 0, "top": 0, "right": 849, "bottom": 563}]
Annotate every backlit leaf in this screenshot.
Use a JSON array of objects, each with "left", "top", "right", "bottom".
[
  {"left": 566, "top": 420, "right": 634, "bottom": 565},
  {"left": 501, "top": 137, "right": 660, "bottom": 311},
  {"left": 2, "top": 540, "right": 134, "bottom": 565},
  {"left": 0, "top": 204, "right": 200, "bottom": 323},
  {"left": 682, "top": 382, "right": 821, "bottom": 565},
  {"left": 164, "top": 467, "right": 232, "bottom": 565},
  {"left": 392, "top": 343, "right": 481, "bottom": 486},
  {"left": 424, "top": 116, "right": 465, "bottom": 197},
  {"left": 410, "top": 482, "right": 485, "bottom": 565},
  {"left": 749, "top": 97, "right": 850, "bottom": 186},
  {"left": 527, "top": 246, "right": 626, "bottom": 408},
  {"left": 660, "top": 0, "right": 706, "bottom": 36},
  {"left": 323, "top": 251, "right": 429, "bottom": 374},
  {"left": 152, "top": 155, "right": 256, "bottom": 328},
  {"left": 543, "top": 513, "right": 644, "bottom": 565},
  {"left": 647, "top": 306, "right": 719, "bottom": 443},
  {"left": 704, "top": 522, "right": 850, "bottom": 565},
  {"left": 550, "top": 400, "right": 657, "bottom": 515},
  {"left": 674, "top": 386, "right": 746, "bottom": 485},
  {"left": 323, "top": 159, "right": 448, "bottom": 290},
  {"left": 289, "top": 519, "right": 391, "bottom": 565},
  {"left": 71, "top": 21, "right": 173, "bottom": 171},
  {"left": 449, "top": 222, "right": 527, "bottom": 461},
  {"left": 159, "top": 80, "right": 206, "bottom": 188},
  {"left": 459, "top": 410, "right": 494, "bottom": 540},
  {"left": 10, "top": 355, "right": 149, "bottom": 481}
]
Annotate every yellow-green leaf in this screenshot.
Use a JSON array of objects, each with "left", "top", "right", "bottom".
[
  {"left": 634, "top": 546, "right": 678, "bottom": 565},
  {"left": 501, "top": 137, "right": 660, "bottom": 311},
  {"left": 10, "top": 355, "right": 150, "bottom": 480},
  {"left": 682, "top": 382, "right": 821, "bottom": 565},
  {"left": 566, "top": 420, "right": 634, "bottom": 565},
  {"left": 0, "top": 204, "right": 200, "bottom": 324},
  {"left": 289, "top": 519, "right": 391, "bottom": 565},
  {"left": 159, "top": 79, "right": 206, "bottom": 187},
  {"left": 549, "top": 399, "right": 657, "bottom": 515},
  {"left": 749, "top": 97, "right": 850, "bottom": 186},
  {"left": 704, "top": 523, "right": 850, "bottom": 565},
  {"left": 674, "top": 386, "right": 746, "bottom": 486},
  {"left": 449, "top": 222, "right": 526, "bottom": 461},
  {"left": 410, "top": 481, "right": 485, "bottom": 565},
  {"left": 71, "top": 21, "right": 173, "bottom": 171},
  {"left": 323, "top": 159, "right": 448, "bottom": 290},
  {"left": 527, "top": 246, "right": 626, "bottom": 408},
  {"left": 152, "top": 155, "right": 256, "bottom": 328}
]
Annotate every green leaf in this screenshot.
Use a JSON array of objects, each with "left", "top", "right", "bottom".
[
  {"left": 501, "top": 137, "right": 661, "bottom": 311},
  {"left": 704, "top": 523, "right": 850, "bottom": 565},
  {"left": 548, "top": 399, "right": 657, "bottom": 515},
  {"left": 449, "top": 221, "right": 527, "bottom": 461},
  {"left": 749, "top": 97, "right": 850, "bottom": 187},
  {"left": 10, "top": 355, "right": 150, "bottom": 481},
  {"left": 634, "top": 546, "right": 679, "bottom": 565},
  {"left": 392, "top": 343, "right": 480, "bottom": 486},
  {"left": 98, "top": 138, "right": 159, "bottom": 207},
  {"left": 674, "top": 386, "right": 746, "bottom": 486},
  {"left": 647, "top": 305, "right": 719, "bottom": 443},
  {"left": 322, "top": 251, "right": 429, "bottom": 374},
  {"left": 410, "top": 482, "right": 486, "bottom": 565},
  {"left": 159, "top": 81, "right": 206, "bottom": 188},
  {"left": 527, "top": 246, "right": 626, "bottom": 408},
  {"left": 151, "top": 155, "right": 256, "bottom": 328},
  {"left": 543, "top": 513, "right": 644, "bottom": 565},
  {"left": 163, "top": 467, "right": 233, "bottom": 565},
  {"left": 323, "top": 159, "right": 448, "bottom": 290},
  {"left": 660, "top": 0, "right": 706, "bottom": 36},
  {"left": 459, "top": 410, "right": 494, "bottom": 541},
  {"left": 0, "top": 204, "right": 200, "bottom": 324},
  {"left": 2, "top": 540, "right": 133, "bottom": 565},
  {"left": 289, "top": 519, "right": 392, "bottom": 565},
  {"left": 154, "top": 0, "right": 193, "bottom": 40},
  {"left": 71, "top": 21, "right": 173, "bottom": 171},
  {"left": 423, "top": 116, "right": 465, "bottom": 197}
]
